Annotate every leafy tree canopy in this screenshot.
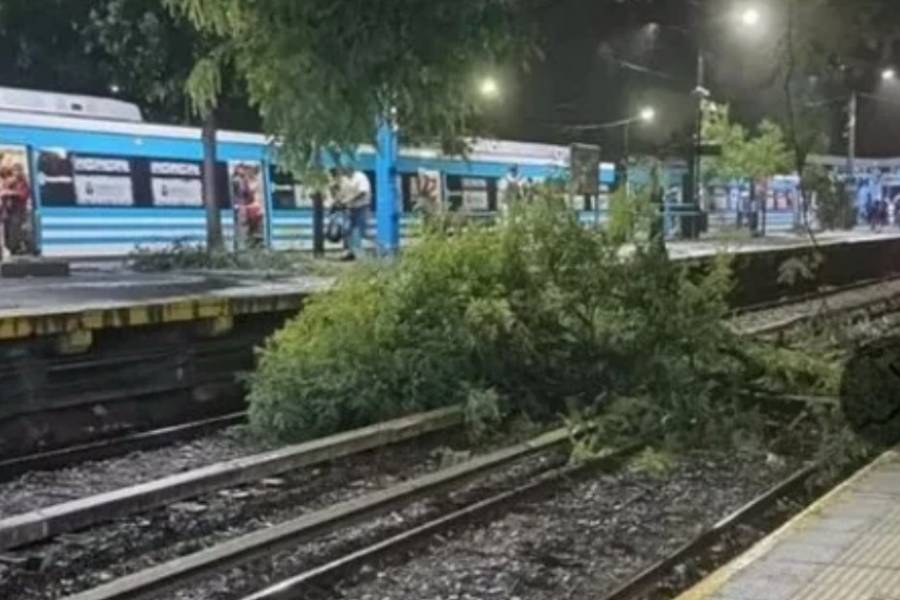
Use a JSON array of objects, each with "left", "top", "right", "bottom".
[
  {"left": 703, "top": 103, "right": 792, "bottom": 184},
  {"left": 167, "top": 0, "right": 536, "bottom": 170},
  {"left": 0, "top": 0, "right": 255, "bottom": 127}
]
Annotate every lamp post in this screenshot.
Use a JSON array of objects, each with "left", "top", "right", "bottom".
[
  {"left": 845, "top": 68, "right": 896, "bottom": 200},
  {"left": 688, "top": 5, "right": 764, "bottom": 211}
]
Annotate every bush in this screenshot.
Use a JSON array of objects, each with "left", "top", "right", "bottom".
[
  {"left": 129, "top": 240, "right": 338, "bottom": 276},
  {"left": 805, "top": 166, "right": 857, "bottom": 231},
  {"left": 248, "top": 188, "right": 760, "bottom": 443}
]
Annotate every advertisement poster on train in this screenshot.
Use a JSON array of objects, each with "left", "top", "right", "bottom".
[
  {"left": 412, "top": 169, "right": 442, "bottom": 213},
  {"left": 0, "top": 144, "right": 34, "bottom": 255},
  {"left": 229, "top": 161, "right": 266, "bottom": 249},
  {"left": 150, "top": 161, "right": 203, "bottom": 207},
  {"left": 461, "top": 177, "right": 489, "bottom": 211},
  {"left": 72, "top": 156, "right": 134, "bottom": 206}
]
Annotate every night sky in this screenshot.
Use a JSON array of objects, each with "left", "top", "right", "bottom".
[
  {"left": 487, "top": 0, "right": 900, "bottom": 159},
  {"left": 3, "top": 0, "right": 899, "bottom": 158}
]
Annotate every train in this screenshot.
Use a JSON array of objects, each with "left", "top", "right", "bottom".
[
  {"left": 1, "top": 86, "right": 894, "bottom": 259},
  {"left": 0, "top": 87, "right": 623, "bottom": 258}
]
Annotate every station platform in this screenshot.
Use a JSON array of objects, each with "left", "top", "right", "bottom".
[
  {"left": 666, "top": 228, "right": 900, "bottom": 260},
  {"left": 0, "top": 269, "right": 332, "bottom": 342},
  {"left": 677, "top": 447, "right": 900, "bottom": 600},
  {"left": 0, "top": 228, "right": 898, "bottom": 343}
]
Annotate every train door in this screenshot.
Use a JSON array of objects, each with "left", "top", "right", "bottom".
[
  {"left": 0, "top": 144, "right": 37, "bottom": 257},
  {"left": 228, "top": 160, "right": 268, "bottom": 250}
]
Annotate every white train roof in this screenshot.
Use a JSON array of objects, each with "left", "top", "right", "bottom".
[
  {"left": 0, "top": 87, "right": 143, "bottom": 122},
  {"left": 0, "top": 88, "right": 606, "bottom": 168},
  {"left": 810, "top": 154, "right": 900, "bottom": 169}
]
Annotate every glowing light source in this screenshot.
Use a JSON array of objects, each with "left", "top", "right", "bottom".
[
  {"left": 479, "top": 77, "right": 500, "bottom": 99},
  {"left": 740, "top": 7, "right": 761, "bottom": 27}
]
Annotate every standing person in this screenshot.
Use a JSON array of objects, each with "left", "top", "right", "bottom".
[
  {"left": 498, "top": 165, "right": 523, "bottom": 217},
  {"left": 0, "top": 163, "right": 31, "bottom": 255},
  {"left": 894, "top": 196, "right": 900, "bottom": 230},
  {"left": 865, "top": 194, "right": 875, "bottom": 231},
  {"left": 877, "top": 198, "right": 889, "bottom": 231},
  {"left": 335, "top": 168, "right": 372, "bottom": 261}
]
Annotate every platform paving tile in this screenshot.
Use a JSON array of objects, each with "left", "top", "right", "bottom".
[
  {"left": 713, "top": 559, "right": 822, "bottom": 600},
  {"left": 678, "top": 451, "right": 900, "bottom": 600},
  {"left": 792, "top": 565, "right": 900, "bottom": 600}
]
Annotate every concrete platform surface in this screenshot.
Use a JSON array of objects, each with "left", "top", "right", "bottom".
[
  {"left": 677, "top": 447, "right": 900, "bottom": 600},
  {"left": 0, "top": 270, "right": 332, "bottom": 319},
  {"left": 0, "top": 228, "right": 897, "bottom": 341},
  {"left": 0, "top": 269, "right": 334, "bottom": 341},
  {"left": 666, "top": 228, "right": 900, "bottom": 259}
]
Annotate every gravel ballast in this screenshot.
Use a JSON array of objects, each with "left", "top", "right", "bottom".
[
  {"left": 0, "top": 426, "right": 276, "bottom": 518},
  {"left": 325, "top": 450, "right": 799, "bottom": 600},
  {"left": 733, "top": 276, "right": 900, "bottom": 333},
  {"left": 0, "top": 430, "right": 480, "bottom": 600}
]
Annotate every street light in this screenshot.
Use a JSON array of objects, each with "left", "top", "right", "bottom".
[
  {"left": 740, "top": 7, "right": 762, "bottom": 28},
  {"left": 882, "top": 68, "right": 897, "bottom": 82},
  {"left": 479, "top": 77, "right": 500, "bottom": 99},
  {"left": 689, "top": 4, "right": 763, "bottom": 211},
  {"left": 640, "top": 106, "right": 656, "bottom": 123}
]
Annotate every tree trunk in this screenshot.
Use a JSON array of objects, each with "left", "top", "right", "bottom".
[{"left": 202, "top": 112, "right": 225, "bottom": 253}]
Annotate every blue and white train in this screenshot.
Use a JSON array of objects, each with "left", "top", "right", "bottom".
[{"left": 0, "top": 87, "right": 619, "bottom": 258}]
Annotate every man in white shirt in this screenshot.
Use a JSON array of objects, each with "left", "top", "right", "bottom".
[
  {"left": 333, "top": 168, "right": 372, "bottom": 260},
  {"left": 498, "top": 165, "right": 524, "bottom": 217}
]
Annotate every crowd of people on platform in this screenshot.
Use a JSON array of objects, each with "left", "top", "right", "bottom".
[
  {"left": 863, "top": 195, "right": 900, "bottom": 232},
  {"left": 324, "top": 164, "right": 532, "bottom": 261}
]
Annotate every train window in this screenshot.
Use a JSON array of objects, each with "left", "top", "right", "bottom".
[
  {"left": 37, "top": 150, "right": 76, "bottom": 207},
  {"left": 461, "top": 178, "right": 489, "bottom": 211},
  {"left": 270, "top": 166, "right": 321, "bottom": 210},
  {"left": 210, "top": 163, "right": 228, "bottom": 209},
  {"left": 487, "top": 178, "right": 498, "bottom": 212},
  {"left": 70, "top": 155, "right": 135, "bottom": 207},
  {"left": 147, "top": 159, "right": 203, "bottom": 208},
  {"left": 270, "top": 168, "right": 298, "bottom": 209},
  {"left": 38, "top": 151, "right": 136, "bottom": 208},
  {"left": 400, "top": 174, "right": 414, "bottom": 213},
  {"left": 364, "top": 170, "right": 376, "bottom": 211},
  {"left": 445, "top": 175, "right": 463, "bottom": 211}
]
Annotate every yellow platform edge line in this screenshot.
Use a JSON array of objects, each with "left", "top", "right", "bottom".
[
  {"left": 0, "top": 294, "right": 307, "bottom": 341},
  {"left": 676, "top": 446, "right": 900, "bottom": 600}
]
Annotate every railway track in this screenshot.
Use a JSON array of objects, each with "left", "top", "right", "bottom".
[
  {"left": 41, "top": 426, "right": 572, "bottom": 600},
  {"left": 226, "top": 446, "right": 821, "bottom": 600},
  {"left": 0, "top": 412, "right": 246, "bottom": 482},
  {"left": 2, "top": 414, "right": 816, "bottom": 600},
  {"left": 0, "top": 385, "right": 846, "bottom": 600},
  {"left": 734, "top": 275, "right": 900, "bottom": 337}
]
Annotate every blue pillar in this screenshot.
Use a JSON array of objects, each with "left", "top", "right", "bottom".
[{"left": 376, "top": 118, "right": 400, "bottom": 255}]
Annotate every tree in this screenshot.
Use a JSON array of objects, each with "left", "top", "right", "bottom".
[
  {"left": 704, "top": 104, "right": 792, "bottom": 232},
  {"left": 757, "top": 0, "right": 900, "bottom": 228},
  {"left": 165, "top": 0, "right": 535, "bottom": 174},
  {"left": 0, "top": 1, "right": 106, "bottom": 94},
  {"left": 81, "top": 1, "right": 243, "bottom": 252}
]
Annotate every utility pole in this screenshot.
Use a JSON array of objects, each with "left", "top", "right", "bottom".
[
  {"left": 691, "top": 52, "right": 710, "bottom": 209},
  {"left": 847, "top": 90, "right": 858, "bottom": 189}
]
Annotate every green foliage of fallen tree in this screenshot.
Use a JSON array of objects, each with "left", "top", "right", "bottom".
[
  {"left": 247, "top": 190, "right": 840, "bottom": 444},
  {"left": 252, "top": 192, "right": 720, "bottom": 442}
]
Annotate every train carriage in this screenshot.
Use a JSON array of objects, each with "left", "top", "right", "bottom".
[{"left": 0, "top": 87, "right": 618, "bottom": 259}]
